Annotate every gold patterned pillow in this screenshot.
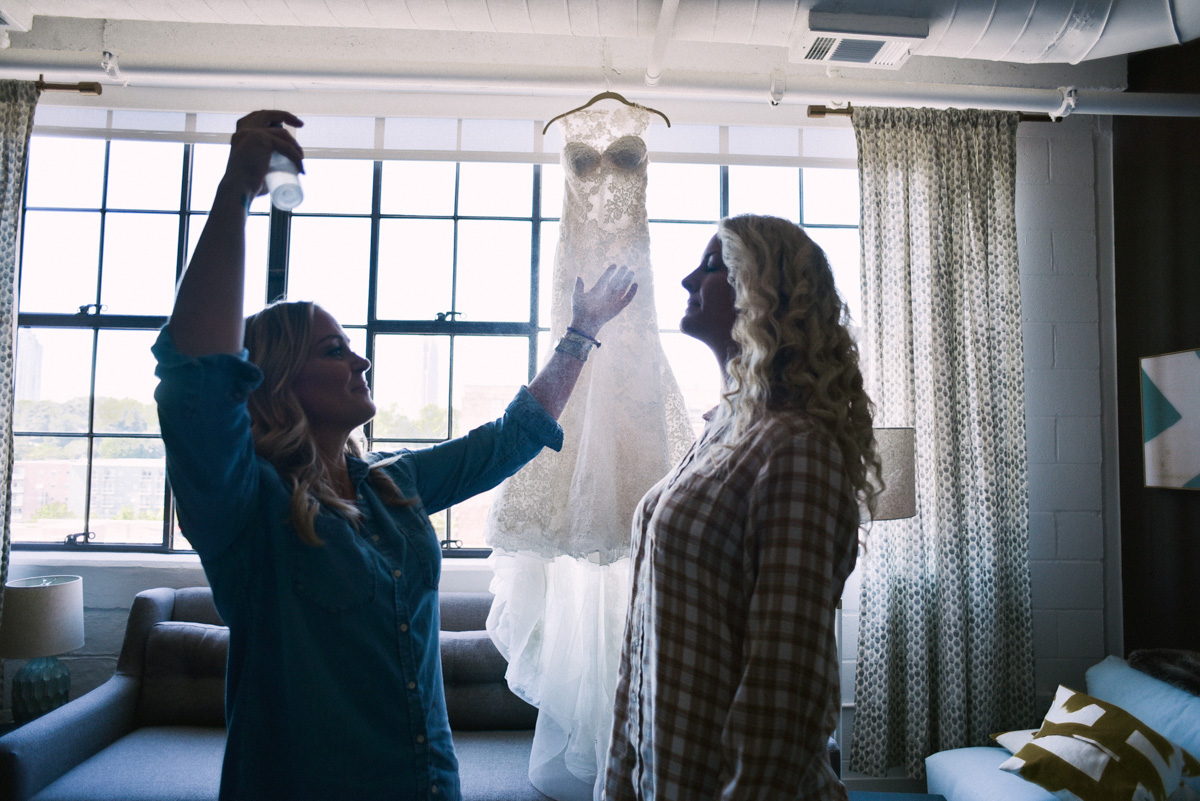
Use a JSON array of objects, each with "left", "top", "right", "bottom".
[{"left": 999, "top": 685, "right": 1200, "bottom": 801}]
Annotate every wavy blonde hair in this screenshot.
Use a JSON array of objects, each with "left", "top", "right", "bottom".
[
  {"left": 716, "top": 214, "right": 881, "bottom": 519},
  {"left": 244, "top": 300, "right": 411, "bottom": 546}
]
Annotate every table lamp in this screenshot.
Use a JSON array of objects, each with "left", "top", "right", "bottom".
[
  {"left": 0, "top": 575, "right": 85, "bottom": 723},
  {"left": 867, "top": 427, "right": 917, "bottom": 521}
]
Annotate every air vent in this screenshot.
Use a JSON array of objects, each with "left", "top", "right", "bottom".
[{"left": 792, "top": 11, "right": 928, "bottom": 70}]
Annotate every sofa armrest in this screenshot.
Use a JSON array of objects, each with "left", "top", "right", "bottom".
[{"left": 0, "top": 674, "right": 139, "bottom": 801}]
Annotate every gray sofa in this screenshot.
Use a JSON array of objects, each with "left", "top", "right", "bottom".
[{"left": 0, "top": 587, "right": 546, "bottom": 801}]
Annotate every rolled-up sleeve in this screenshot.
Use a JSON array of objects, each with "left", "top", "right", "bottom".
[{"left": 152, "top": 327, "right": 265, "bottom": 559}]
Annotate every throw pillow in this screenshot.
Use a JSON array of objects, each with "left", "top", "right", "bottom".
[
  {"left": 999, "top": 685, "right": 1200, "bottom": 801},
  {"left": 993, "top": 729, "right": 1039, "bottom": 753}
]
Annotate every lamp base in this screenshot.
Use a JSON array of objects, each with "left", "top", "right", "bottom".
[{"left": 11, "top": 656, "right": 71, "bottom": 724}]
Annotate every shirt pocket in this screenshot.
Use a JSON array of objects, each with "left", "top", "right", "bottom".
[{"left": 289, "top": 518, "right": 378, "bottom": 612}]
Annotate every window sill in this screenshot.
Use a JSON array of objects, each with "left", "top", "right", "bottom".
[{"left": 7, "top": 548, "right": 494, "bottom": 594}]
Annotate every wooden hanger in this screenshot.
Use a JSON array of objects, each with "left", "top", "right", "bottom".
[{"left": 543, "top": 91, "right": 671, "bottom": 135}]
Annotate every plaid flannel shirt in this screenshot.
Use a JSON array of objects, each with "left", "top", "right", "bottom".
[{"left": 604, "top": 410, "right": 859, "bottom": 801}]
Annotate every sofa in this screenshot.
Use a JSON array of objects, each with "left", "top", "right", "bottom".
[
  {"left": 925, "top": 655, "right": 1200, "bottom": 801},
  {"left": 0, "top": 587, "right": 546, "bottom": 801}
]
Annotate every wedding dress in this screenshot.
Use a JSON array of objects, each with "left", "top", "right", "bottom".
[{"left": 483, "top": 105, "right": 694, "bottom": 801}]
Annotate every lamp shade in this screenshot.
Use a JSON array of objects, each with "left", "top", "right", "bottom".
[
  {"left": 0, "top": 575, "right": 85, "bottom": 659},
  {"left": 867, "top": 427, "right": 917, "bottom": 522}
]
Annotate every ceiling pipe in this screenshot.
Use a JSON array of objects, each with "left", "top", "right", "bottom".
[
  {"left": 644, "top": 0, "right": 681, "bottom": 87},
  {"left": 3, "top": 50, "right": 1199, "bottom": 117}
]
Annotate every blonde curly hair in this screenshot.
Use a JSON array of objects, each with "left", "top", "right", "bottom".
[
  {"left": 716, "top": 214, "right": 881, "bottom": 519},
  {"left": 244, "top": 301, "right": 411, "bottom": 546}
]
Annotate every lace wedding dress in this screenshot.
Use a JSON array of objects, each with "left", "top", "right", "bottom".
[{"left": 483, "top": 105, "right": 694, "bottom": 801}]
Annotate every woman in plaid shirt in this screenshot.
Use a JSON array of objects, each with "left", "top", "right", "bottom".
[{"left": 604, "top": 214, "right": 882, "bottom": 801}]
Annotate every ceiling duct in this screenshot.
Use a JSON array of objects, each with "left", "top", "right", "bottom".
[{"left": 792, "top": 11, "right": 929, "bottom": 70}]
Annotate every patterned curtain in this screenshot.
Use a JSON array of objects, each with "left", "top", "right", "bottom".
[
  {"left": 849, "top": 107, "right": 1036, "bottom": 778},
  {"left": 0, "top": 81, "right": 38, "bottom": 719}
]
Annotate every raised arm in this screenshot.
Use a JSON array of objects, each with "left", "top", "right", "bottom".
[
  {"left": 526, "top": 263, "right": 637, "bottom": 419},
  {"left": 168, "top": 110, "right": 304, "bottom": 357}
]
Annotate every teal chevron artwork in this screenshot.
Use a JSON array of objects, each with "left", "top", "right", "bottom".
[{"left": 1141, "top": 348, "right": 1200, "bottom": 490}]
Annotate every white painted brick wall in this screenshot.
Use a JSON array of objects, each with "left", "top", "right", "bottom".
[{"left": 1016, "top": 115, "right": 1111, "bottom": 712}]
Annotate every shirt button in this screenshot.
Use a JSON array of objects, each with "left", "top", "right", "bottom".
[
  {"left": 400, "top": 623, "right": 409, "bottom": 632},
  {"left": 416, "top": 734, "right": 425, "bottom": 743},
  {"left": 408, "top": 681, "right": 417, "bottom": 690},
  {"left": 372, "top": 535, "right": 380, "bottom": 543},
  {"left": 431, "top": 786, "right": 438, "bottom": 795},
  {"left": 393, "top": 568, "right": 402, "bottom": 578}
]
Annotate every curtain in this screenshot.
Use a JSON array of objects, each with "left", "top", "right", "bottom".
[
  {"left": 849, "top": 106, "right": 1037, "bottom": 778},
  {"left": 0, "top": 80, "right": 38, "bottom": 719}
]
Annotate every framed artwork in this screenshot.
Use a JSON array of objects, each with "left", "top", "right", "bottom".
[{"left": 1140, "top": 347, "right": 1200, "bottom": 490}]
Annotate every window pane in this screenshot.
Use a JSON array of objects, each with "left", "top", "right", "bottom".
[
  {"left": 371, "top": 335, "right": 449, "bottom": 439},
  {"left": 455, "top": 220, "right": 532, "bottom": 323},
  {"left": 191, "top": 144, "right": 271, "bottom": 214},
  {"left": 541, "top": 163, "right": 564, "bottom": 219},
  {"left": 461, "top": 119, "right": 534, "bottom": 152},
  {"left": 88, "top": 440, "right": 166, "bottom": 545},
  {"left": 100, "top": 212, "right": 179, "bottom": 315},
  {"left": 648, "top": 222, "right": 716, "bottom": 331},
  {"left": 10, "top": 436, "right": 88, "bottom": 543},
  {"left": 13, "top": 328, "right": 93, "bottom": 433},
  {"left": 457, "top": 163, "right": 533, "bottom": 218},
  {"left": 381, "top": 161, "right": 456, "bottom": 216},
  {"left": 806, "top": 227, "right": 862, "bottom": 328},
  {"left": 451, "top": 336, "right": 528, "bottom": 437},
  {"left": 728, "top": 166, "right": 799, "bottom": 221},
  {"left": 19, "top": 210, "right": 100, "bottom": 313},
  {"left": 646, "top": 163, "right": 720, "bottom": 221},
  {"left": 25, "top": 137, "right": 106, "bottom": 209},
  {"left": 376, "top": 218, "right": 454, "bottom": 321},
  {"left": 187, "top": 213, "right": 271, "bottom": 314},
  {"left": 293, "top": 158, "right": 374, "bottom": 215},
  {"left": 660, "top": 332, "right": 721, "bottom": 437},
  {"left": 802, "top": 168, "right": 860, "bottom": 226},
  {"left": 94, "top": 330, "right": 162, "bottom": 436},
  {"left": 448, "top": 335, "right": 530, "bottom": 549},
  {"left": 286, "top": 217, "right": 371, "bottom": 324},
  {"left": 106, "top": 141, "right": 185, "bottom": 211},
  {"left": 449, "top": 490, "right": 494, "bottom": 549}
]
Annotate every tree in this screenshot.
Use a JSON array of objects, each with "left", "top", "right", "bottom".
[{"left": 30, "top": 501, "right": 72, "bottom": 520}]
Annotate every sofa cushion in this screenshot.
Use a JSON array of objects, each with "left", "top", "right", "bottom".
[
  {"left": 454, "top": 730, "right": 549, "bottom": 801},
  {"left": 136, "top": 622, "right": 228, "bottom": 728},
  {"left": 442, "top": 630, "right": 538, "bottom": 731},
  {"left": 441, "top": 592, "right": 495, "bottom": 632},
  {"left": 999, "top": 685, "right": 1200, "bottom": 801},
  {"left": 29, "top": 726, "right": 224, "bottom": 801},
  {"left": 926, "top": 747, "right": 1056, "bottom": 801}
]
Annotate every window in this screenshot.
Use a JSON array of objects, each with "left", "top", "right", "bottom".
[{"left": 11, "top": 110, "right": 859, "bottom": 554}]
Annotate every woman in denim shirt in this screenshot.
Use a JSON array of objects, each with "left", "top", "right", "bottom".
[{"left": 155, "top": 110, "right": 637, "bottom": 801}]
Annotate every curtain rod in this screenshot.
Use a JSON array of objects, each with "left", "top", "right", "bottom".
[
  {"left": 35, "top": 74, "right": 102, "bottom": 96},
  {"left": 808, "top": 104, "right": 1058, "bottom": 123}
]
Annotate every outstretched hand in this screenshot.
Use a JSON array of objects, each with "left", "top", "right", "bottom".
[
  {"left": 221, "top": 110, "right": 305, "bottom": 203},
  {"left": 570, "top": 264, "right": 638, "bottom": 339}
]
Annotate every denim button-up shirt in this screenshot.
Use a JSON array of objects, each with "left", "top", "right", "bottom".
[{"left": 152, "top": 329, "right": 563, "bottom": 801}]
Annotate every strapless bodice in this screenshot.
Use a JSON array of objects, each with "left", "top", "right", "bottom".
[{"left": 562, "top": 136, "right": 647, "bottom": 177}]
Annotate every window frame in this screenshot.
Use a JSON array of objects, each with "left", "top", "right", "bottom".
[{"left": 11, "top": 112, "right": 859, "bottom": 556}]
